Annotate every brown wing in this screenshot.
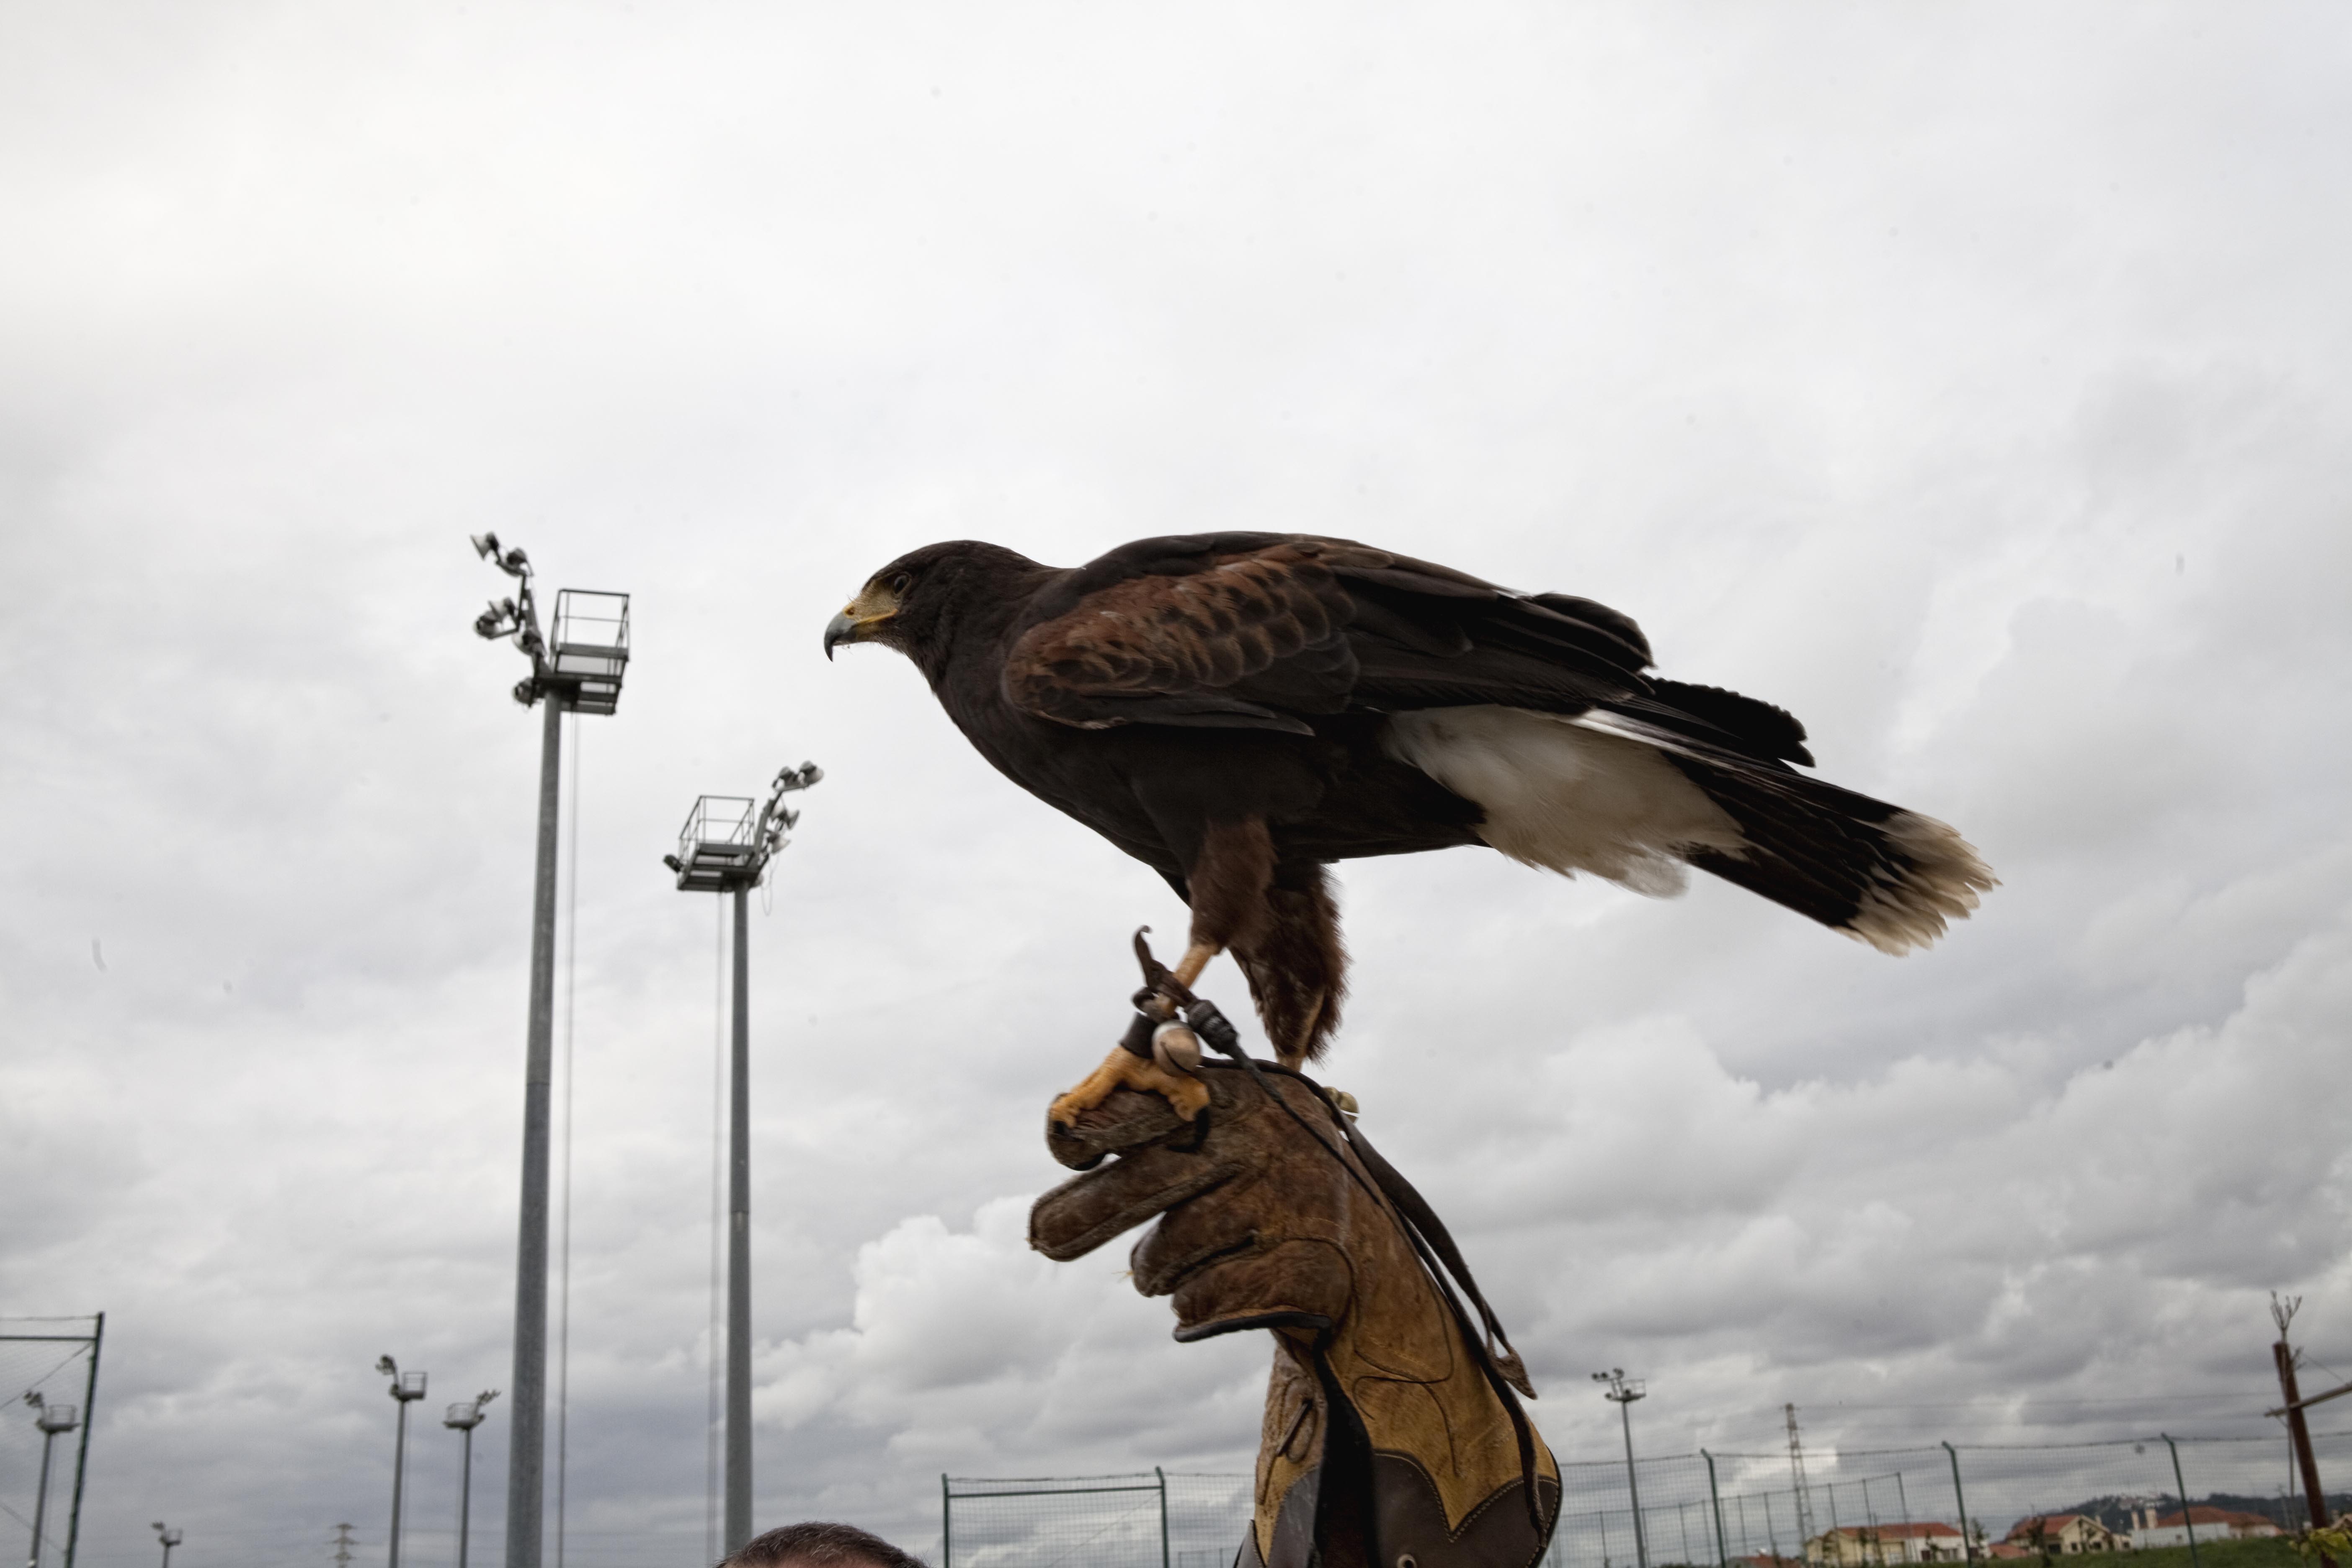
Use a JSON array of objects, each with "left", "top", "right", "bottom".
[{"left": 1003, "top": 538, "right": 1384, "bottom": 732}]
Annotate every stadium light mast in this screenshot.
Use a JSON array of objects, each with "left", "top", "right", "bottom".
[
  {"left": 444, "top": 1391, "right": 498, "bottom": 1568},
  {"left": 662, "top": 761, "right": 823, "bottom": 1555},
  {"left": 23, "top": 1394, "right": 78, "bottom": 1568},
  {"left": 148, "top": 1525, "right": 180, "bottom": 1568},
  {"left": 471, "top": 533, "right": 631, "bottom": 1568},
  {"left": 376, "top": 1358, "right": 427, "bottom": 1568},
  {"left": 1594, "top": 1369, "right": 1650, "bottom": 1568}
]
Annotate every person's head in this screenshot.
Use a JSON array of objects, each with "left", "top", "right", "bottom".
[{"left": 721, "top": 1522, "right": 928, "bottom": 1568}]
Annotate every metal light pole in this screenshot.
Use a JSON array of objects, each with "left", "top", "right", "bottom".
[
  {"left": 148, "top": 1526, "right": 180, "bottom": 1568},
  {"left": 444, "top": 1392, "right": 499, "bottom": 1568},
  {"left": 1595, "top": 1369, "right": 1650, "bottom": 1568},
  {"left": 663, "top": 762, "right": 823, "bottom": 1555},
  {"left": 23, "top": 1395, "right": 78, "bottom": 1568},
  {"left": 377, "top": 1358, "right": 427, "bottom": 1568},
  {"left": 472, "top": 534, "right": 631, "bottom": 1568}
]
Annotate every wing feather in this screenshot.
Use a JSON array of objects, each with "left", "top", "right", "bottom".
[{"left": 1003, "top": 540, "right": 1361, "bottom": 732}]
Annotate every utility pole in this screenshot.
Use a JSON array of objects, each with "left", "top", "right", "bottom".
[
  {"left": 1594, "top": 1370, "right": 1651, "bottom": 1568},
  {"left": 23, "top": 1394, "right": 78, "bottom": 1568},
  {"left": 472, "top": 534, "right": 631, "bottom": 1568},
  {"left": 1788, "top": 1404, "right": 1818, "bottom": 1561},
  {"left": 2270, "top": 1295, "right": 2336, "bottom": 1547},
  {"left": 376, "top": 1357, "right": 427, "bottom": 1568},
  {"left": 664, "top": 763, "right": 823, "bottom": 1555},
  {"left": 444, "top": 1392, "right": 499, "bottom": 1568}
]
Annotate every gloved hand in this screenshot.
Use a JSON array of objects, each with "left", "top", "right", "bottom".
[{"left": 1030, "top": 1054, "right": 1559, "bottom": 1568}]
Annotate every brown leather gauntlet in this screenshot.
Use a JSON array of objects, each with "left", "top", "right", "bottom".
[{"left": 1030, "top": 1059, "right": 1559, "bottom": 1568}]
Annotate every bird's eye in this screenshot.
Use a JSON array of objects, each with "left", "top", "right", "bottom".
[{"left": 887, "top": 572, "right": 913, "bottom": 595}]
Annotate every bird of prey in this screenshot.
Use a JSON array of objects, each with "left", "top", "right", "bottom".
[{"left": 825, "top": 532, "right": 1992, "bottom": 1116}]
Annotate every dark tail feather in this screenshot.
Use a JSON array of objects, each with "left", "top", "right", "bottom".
[{"left": 1670, "top": 753, "right": 1996, "bottom": 954}]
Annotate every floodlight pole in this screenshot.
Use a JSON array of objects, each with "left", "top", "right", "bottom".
[
  {"left": 1596, "top": 1370, "right": 1650, "bottom": 1568},
  {"left": 445, "top": 1393, "right": 498, "bottom": 1568},
  {"left": 25, "top": 1396, "right": 78, "bottom": 1568},
  {"left": 471, "top": 534, "right": 630, "bottom": 1568},
  {"left": 725, "top": 879, "right": 753, "bottom": 1552},
  {"left": 510, "top": 687, "right": 562, "bottom": 1568},
  {"left": 664, "top": 766, "right": 822, "bottom": 1556},
  {"left": 378, "top": 1359, "right": 427, "bottom": 1568}
]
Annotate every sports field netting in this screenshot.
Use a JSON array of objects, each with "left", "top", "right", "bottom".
[{"left": 2, "top": 1315, "right": 103, "bottom": 1568}]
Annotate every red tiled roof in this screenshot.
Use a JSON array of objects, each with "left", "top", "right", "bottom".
[{"left": 2154, "top": 1509, "right": 2272, "bottom": 1529}]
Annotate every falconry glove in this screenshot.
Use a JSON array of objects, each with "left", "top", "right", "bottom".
[{"left": 1030, "top": 1056, "right": 1560, "bottom": 1568}]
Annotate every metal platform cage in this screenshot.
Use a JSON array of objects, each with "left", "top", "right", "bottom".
[
  {"left": 674, "top": 796, "right": 760, "bottom": 891},
  {"left": 550, "top": 589, "right": 630, "bottom": 714}
]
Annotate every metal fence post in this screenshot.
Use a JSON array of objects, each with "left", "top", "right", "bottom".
[
  {"left": 63, "top": 1314, "right": 101, "bottom": 1568},
  {"left": 2161, "top": 1436, "right": 2201, "bottom": 1568},
  {"left": 1157, "top": 1467, "right": 1171, "bottom": 1568},
  {"left": 1941, "top": 1443, "right": 1973, "bottom": 1565},
  {"left": 941, "top": 1475, "right": 951, "bottom": 1568},
  {"left": 1704, "top": 1451, "right": 1731, "bottom": 1568}
]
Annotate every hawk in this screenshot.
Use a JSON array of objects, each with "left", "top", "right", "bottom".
[{"left": 825, "top": 533, "right": 1993, "bottom": 1115}]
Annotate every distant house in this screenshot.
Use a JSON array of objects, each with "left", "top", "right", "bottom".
[
  {"left": 1804, "top": 1523, "right": 1970, "bottom": 1565},
  {"left": 2135, "top": 1507, "right": 2282, "bottom": 1544},
  {"left": 2004, "top": 1516, "right": 2118, "bottom": 1555}
]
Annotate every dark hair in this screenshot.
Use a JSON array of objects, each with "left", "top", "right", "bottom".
[{"left": 722, "top": 1522, "right": 929, "bottom": 1568}]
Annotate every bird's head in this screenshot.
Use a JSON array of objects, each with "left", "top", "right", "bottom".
[{"left": 823, "top": 540, "right": 1043, "bottom": 671}]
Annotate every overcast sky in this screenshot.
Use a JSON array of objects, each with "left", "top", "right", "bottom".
[{"left": 4, "top": 4, "right": 2351, "bottom": 1568}]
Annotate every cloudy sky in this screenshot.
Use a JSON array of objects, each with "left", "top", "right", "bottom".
[{"left": 4, "top": 3, "right": 2350, "bottom": 1566}]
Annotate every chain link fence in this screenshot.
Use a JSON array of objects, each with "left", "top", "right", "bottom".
[
  {"left": 939, "top": 1434, "right": 2344, "bottom": 1568},
  {"left": 1545, "top": 1432, "right": 2351, "bottom": 1568},
  {"left": 940, "top": 1473, "right": 1251, "bottom": 1568}
]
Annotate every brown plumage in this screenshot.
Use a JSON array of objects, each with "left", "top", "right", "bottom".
[{"left": 825, "top": 532, "right": 1992, "bottom": 1068}]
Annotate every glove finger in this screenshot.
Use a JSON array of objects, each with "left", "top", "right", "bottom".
[
  {"left": 1045, "top": 1085, "right": 1194, "bottom": 1171},
  {"left": 1167, "top": 1237, "right": 1354, "bottom": 1341},
  {"left": 1029, "top": 1144, "right": 1243, "bottom": 1262},
  {"left": 1130, "top": 1173, "right": 1271, "bottom": 1295}
]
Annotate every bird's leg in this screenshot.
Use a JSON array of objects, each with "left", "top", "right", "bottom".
[
  {"left": 1052, "top": 820, "right": 1272, "bottom": 1127},
  {"left": 1171, "top": 941, "right": 1219, "bottom": 988}
]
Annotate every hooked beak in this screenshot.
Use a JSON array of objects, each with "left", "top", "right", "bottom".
[{"left": 823, "top": 581, "right": 899, "bottom": 660}]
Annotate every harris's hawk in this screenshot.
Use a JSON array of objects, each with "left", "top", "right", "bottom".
[{"left": 825, "top": 533, "right": 1993, "bottom": 1114}]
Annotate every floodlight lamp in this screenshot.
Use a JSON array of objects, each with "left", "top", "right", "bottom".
[
  {"left": 377, "top": 1355, "right": 399, "bottom": 1377},
  {"left": 470, "top": 533, "right": 532, "bottom": 579},
  {"left": 663, "top": 854, "right": 684, "bottom": 872},
  {"left": 475, "top": 598, "right": 521, "bottom": 641}
]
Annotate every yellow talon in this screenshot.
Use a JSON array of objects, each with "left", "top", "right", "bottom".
[{"left": 1050, "top": 1043, "right": 1212, "bottom": 1126}]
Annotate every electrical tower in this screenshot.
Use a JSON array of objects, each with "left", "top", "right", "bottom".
[
  {"left": 331, "top": 1524, "right": 355, "bottom": 1568},
  {"left": 1786, "top": 1404, "right": 1816, "bottom": 1557},
  {"left": 663, "top": 762, "right": 823, "bottom": 1556}
]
